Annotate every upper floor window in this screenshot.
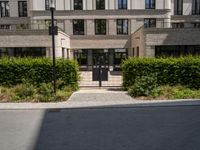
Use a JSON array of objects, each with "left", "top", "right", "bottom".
[
  {"left": 0, "top": 1, "right": 9, "bottom": 17},
  {"left": 144, "top": 18, "right": 156, "bottom": 28},
  {"left": 73, "top": 20, "right": 84, "bottom": 35},
  {"left": 45, "top": 0, "right": 50, "bottom": 10},
  {"left": 95, "top": 19, "right": 106, "bottom": 35},
  {"left": 174, "top": 0, "right": 183, "bottom": 15},
  {"left": 117, "top": 19, "right": 128, "bottom": 35},
  {"left": 74, "top": 0, "right": 83, "bottom": 10},
  {"left": 145, "top": 0, "right": 155, "bottom": 9},
  {"left": 18, "top": 1, "right": 27, "bottom": 17},
  {"left": 192, "top": 0, "right": 200, "bottom": 15},
  {"left": 96, "top": 0, "right": 105, "bottom": 10},
  {"left": 118, "top": 0, "right": 127, "bottom": 9},
  {"left": 45, "top": 0, "right": 56, "bottom": 10}
]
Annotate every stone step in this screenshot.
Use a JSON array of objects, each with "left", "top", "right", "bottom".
[{"left": 79, "top": 71, "right": 122, "bottom": 87}]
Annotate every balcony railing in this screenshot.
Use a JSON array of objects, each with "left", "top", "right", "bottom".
[{"left": 0, "top": 23, "right": 64, "bottom": 31}]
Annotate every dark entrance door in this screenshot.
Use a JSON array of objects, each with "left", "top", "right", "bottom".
[{"left": 92, "top": 50, "right": 109, "bottom": 87}]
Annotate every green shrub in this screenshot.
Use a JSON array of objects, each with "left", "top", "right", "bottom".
[
  {"left": 37, "top": 83, "right": 53, "bottom": 102},
  {"left": 0, "top": 57, "right": 79, "bottom": 89},
  {"left": 122, "top": 57, "right": 200, "bottom": 89},
  {"left": 12, "top": 83, "right": 36, "bottom": 101},
  {"left": 128, "top": 74, "right": 158, "bottom": 96}
]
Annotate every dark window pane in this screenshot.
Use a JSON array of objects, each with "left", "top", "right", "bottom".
[
  {"left": 74, "top": 0, "right": 83, "bottom": 10},
  {"left": 73, "top": 19, "right": 85, "bottom": 35},
  {"left": 174, "top": 0, "right": 183, "bottom": 15},
  {"left": 192, "top": 0, "right": 200, "bottom": 15},
  {"left": 96, "top": 0, "right": 105, "bottom": 10},
  {"left": 145, "top": 0, "right": 155, "bottom": 9},
  {"left": 18, "top": 1, "right": 27, "bottom": 17},
  {"left": 95, "top": 19, "right": 106, "bottom": 35},
  {"left": 144, "top": 18, "right": 156, "bottom": 28},
  {"left": 0, "top": 1, "right": 9, "bottom": 17},
  {"left": 118, "top": 0, "right": 127, "bottom": 9},
  {"left": 117, "top": 19, "right": 128, "bottom": 34}
]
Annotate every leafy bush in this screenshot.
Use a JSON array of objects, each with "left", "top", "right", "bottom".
[
  {"left": 12, "top": 83, "right": 36, "bottom": 101},
  {"left": 159, "top": 86, "right": 200, "bottom": 99},
  {"left": 122, "top": 57, "right": 200, "bottom": 89},
  {"left": 0, "top": 57, "right": 79, "bottom": 89},
  {"left": 128, "top": 74, "right": 158, "bottom": 96}
]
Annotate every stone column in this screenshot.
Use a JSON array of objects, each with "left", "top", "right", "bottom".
[{"left": 164, "top": 0, "right": 172, "bottom": 28}]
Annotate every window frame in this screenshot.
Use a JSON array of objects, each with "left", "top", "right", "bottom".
[
  {"left": 0, "top": 1, "right": 9, "bottom": 17},
  {"left": 96, "top": 0, "right": 105, "bottom": 10},
  {"left": 192, "top": 0, "right": 200, "bottom": 15},
  {"left": 74, "top": 0, "right": 83, "bottom": 10},
  {"left": 95, "top": 19, "right": 107, "bottom": 35},
  {"left": 118, "top": 0, "right": 127, "bottom": 10},
  {"left": 145, "top": 0, "right": 156, "bottom": 9},
  {"left": 144, "top": 18, "right": 156, "bottom": 28},
  {"left": 117, "top": 19, "right": 128, "bottom": 35},
  {"left": 73, "top": 19, "right": 85, "bottom": 35},
  {"left": 18, "top": 1, "right": 27, "bottom": 17},
  {"left": 174, "top": 0, "right": 183, "bottom": 15}
]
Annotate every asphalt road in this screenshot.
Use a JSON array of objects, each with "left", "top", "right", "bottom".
[{"left": 0, "top": 105, "right": 200, "bottom": 150}]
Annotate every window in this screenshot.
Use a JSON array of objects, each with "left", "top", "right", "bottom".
[
  {"left": 74, "top": 0, "right": 83, "bottom": 10},
  {"left": 136, "top": 47, "right": 139, "bottom": 57},
  {"left": 155, "top": 46, "right": 200, "bottom": 57},
  {"left": 192, "top": 22, "right": 200, "bottom": 28},
  {"left": 45, "top": 0, "right": 50, "bottom": 10},
  {"left": 18, "top": 1, "right": 27, "bottom": 17},
  {"left": 192, "top": 0, "right": 200, "bottom": 15},
  {"left": 95, "top": 19, "right": 106, "bottom": 35},
  {"left": 0, "top": 1, "right": 9, "bottom": 17},
  {"left": 73, "top": 20, "right": 84, "bottom": 35},
  {"left": 45, "top": 0, "right": 56, "bottom": 10},
  {"left": 145, "top": 0, "right": 155, "bottom": 9},
  {"left": 0, "top": 24, "right": 10, "bottom": 29},
  {"left": 172, "top": 23, "right": 184, "bottom": 28},
  {"left": 96, "top": 0, "right": 105, "bottom": 10},
  {"left": 118, "top": 0, "right": 127, "bottom": 9},
  {"left": 144, "top": 18, "right": 156, "bottom": 28},
  {"left": 117, "top": 19, "right": 128, "bottom": 35},
  {"left": 0, "top": 48, "right": 46, "bottom": 58},
  {"left": 174, "top": 0, "right": 183, "bottom": 15}
]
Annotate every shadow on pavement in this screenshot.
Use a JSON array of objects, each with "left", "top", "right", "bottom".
[{"left": 33, "top": 105, "right": 200, "bottom": 150}]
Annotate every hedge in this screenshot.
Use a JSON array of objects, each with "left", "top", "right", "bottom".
[
  {"left": 122, "top": 57, "right": 200, "bottom": 89},
  {"left": 0, "top": 57, "right": 79, "bottom": 88}
]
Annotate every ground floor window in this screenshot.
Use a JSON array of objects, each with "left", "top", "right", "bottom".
[
  {"left": 73, "top": 49, "right": 127, "bottom": 71},
  {"left": 155, "top": 45, "right": 200, "bottom": 57},
  {"left": 0, "top": 47, "right": 46, "bottom": 58}
]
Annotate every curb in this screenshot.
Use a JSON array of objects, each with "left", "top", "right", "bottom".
[{"left": 0, "top": 99, "right": 200, "bottom": 110}]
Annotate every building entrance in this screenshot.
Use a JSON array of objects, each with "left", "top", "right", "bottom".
[{"left": 74, "top": 49, "right": 127, "bottom": 71}]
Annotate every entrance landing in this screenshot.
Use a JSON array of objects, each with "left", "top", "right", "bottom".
[
  {"left": 80, "top": 71, "right": 123, "bottom": 87},
  {"left": 68, "top": 89, "right": 133, "bottom": 105}
]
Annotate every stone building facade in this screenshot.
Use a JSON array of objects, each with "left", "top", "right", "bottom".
[{"left": 0, "top": 0, "right": 200, "bottom": 70}]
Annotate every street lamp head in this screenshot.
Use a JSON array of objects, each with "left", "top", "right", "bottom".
[{"left": 49, "top": 0, "right": 56, "bottom": 9}]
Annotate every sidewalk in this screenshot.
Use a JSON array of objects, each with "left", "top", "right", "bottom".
[{"left": 0, "top": 89, "right": 200, "bottom": 109}]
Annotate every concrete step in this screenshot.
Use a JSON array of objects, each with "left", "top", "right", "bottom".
[{"left": 79, "top": 71, "right": 123, "bottom": 87}]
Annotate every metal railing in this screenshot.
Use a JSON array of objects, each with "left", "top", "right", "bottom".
[
  {"left": 144, "top": 21, "right": 200, "bottom": 29},
  {"left": 0, "top": 23, "right": 64, "bottom": 31}
]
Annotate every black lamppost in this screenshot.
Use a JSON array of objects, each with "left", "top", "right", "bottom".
[{"left": 49, "top": 0, "right": 56, "bottom": 94}]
